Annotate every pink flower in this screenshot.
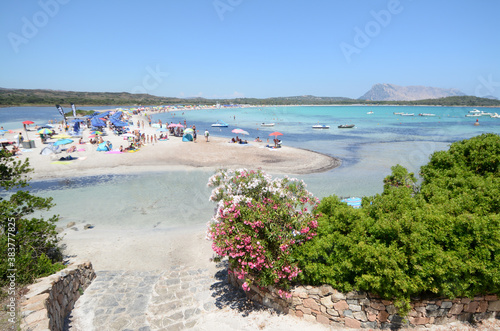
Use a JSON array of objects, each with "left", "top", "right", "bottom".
[{"left": 242, "top": 282, "right": 250, "bottom": 291}]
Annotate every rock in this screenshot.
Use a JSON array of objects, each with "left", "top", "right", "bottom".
[
  {"left": 66, "top": 221, "right": 76, "bottom": 228},
  {"left": 449, "top": 303, "right": 464, "bottom": 315},
  {"left": 353, "top": 311, "right": 367, "bottom": 322},
  {"left": 331, "top": 290, "right": 346, "bottom": 301},
  {"left": 488, "top": 300, "right": 500, "bottom": 312},
  {"left": 333, "top": 300, "right": 349, "bottom": 312},
  {"left": 344, "top": 317, "right": 361, "bottom": 329},
  {"left": 320, "top": 296, "right": 333, "bottom": 308},
  {"left": 440, "top": 301, "right": 453, "bottom": 309},
  {"left": 84, "top": 224, "right": 94, "bottom": 230}
]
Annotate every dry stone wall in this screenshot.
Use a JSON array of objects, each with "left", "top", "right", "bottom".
[
  {"left": 20, "top": 261, "right": 96, "bottom": 331},
  {"left": 229, "top": 272, "right": 500, "bottom": 329}
]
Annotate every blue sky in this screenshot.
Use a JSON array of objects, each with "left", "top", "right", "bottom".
[{"left": 1, "top": 0, "right": 499, "bottom": 99}]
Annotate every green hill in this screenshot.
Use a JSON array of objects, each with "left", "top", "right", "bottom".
[{"left": 1, "top": 88, "right": 499, "bottom": 107}]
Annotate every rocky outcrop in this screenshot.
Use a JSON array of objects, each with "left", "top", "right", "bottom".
[{"left": 359, "top": 83, "right": 465, "bottom": 101}]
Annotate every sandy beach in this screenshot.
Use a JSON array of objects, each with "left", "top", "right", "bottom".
[{"left": 9, "top": 112, "right": 340, "bottom": 181}]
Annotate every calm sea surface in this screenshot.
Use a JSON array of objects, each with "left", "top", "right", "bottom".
[{"left": 1, "top": 105, "right": 499, "bottom": 230}]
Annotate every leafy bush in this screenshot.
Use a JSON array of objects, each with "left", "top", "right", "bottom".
[
  {"left": 0, "top": 150, "right": 64, "bottom": 286},
  {"left": 294, "top": 134, "right": 500, "bottom": 315},
  {"left": 207, "top": 169, "right": 320, "bottom": 296}
]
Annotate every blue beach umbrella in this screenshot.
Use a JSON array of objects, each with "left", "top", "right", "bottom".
[
  {"left": 53, "top": 138, "right": 73, "bottom": 146},
  {"left": 341, "top": 197, "right": 362, "bottom": 208}
]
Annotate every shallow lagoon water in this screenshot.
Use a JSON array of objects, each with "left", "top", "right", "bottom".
[{"left": 3, "top": 105, "right": 499, "bottom": 230}]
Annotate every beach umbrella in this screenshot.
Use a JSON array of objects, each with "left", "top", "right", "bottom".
[
  {"left": 90, "top": 131, "right": 103, "bottom": 135},
  {"left": 88, "top": 134, "right": 96, "bottom": 138},
  {"left": 167, "top": 123, "right": 177, "bottom": 128},
  {"left": 184, "top": 128, "right": 194, "bottom": 134},
  {"left": 52, "top": 134, "right": 71, "bottom": 139},
  {"left": 239, "top": 130, "right": 249, "bottom": 135},
  {"left": 231, "top": 128, "right": 245, "bottom": 134},
  {"left": 38, "top": 128, "right": 53, "bottom": 134},
  {"left": 22, "top": 120, "right": 34, "bottom": 140},
  {"left": 341, "top": 197, "right": 362, "bottom": 209},
  {"left": 53, "top": 138, "right": 73, "bottom": 146},
  {"left": 268, "top": 132, "right": 283, "bottom": 137}
]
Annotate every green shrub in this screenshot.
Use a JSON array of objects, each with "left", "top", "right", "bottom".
[
  {"left": 0, "top": 150, "right": 64, "bottom": 287},
  {"left": 294, "top": 134, "right": 500, "bottom": 315}
]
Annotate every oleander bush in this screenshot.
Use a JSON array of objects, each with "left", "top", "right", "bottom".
[
  {"left": 0, "top": 149, "right": 64, "bottom": 287},
  {"left": 294, "top": 133, "right": 500, "bottom": 315},
  {"left": 207, "top": 169, "right": 320, "bottom": 296}
]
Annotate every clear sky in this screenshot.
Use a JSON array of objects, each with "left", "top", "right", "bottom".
[{"left": 1, "top": 0, "right": 499, "bottom": 99}]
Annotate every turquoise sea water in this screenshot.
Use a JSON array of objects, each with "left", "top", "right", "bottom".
[{"left": 2, "top": 105, "right": 499, "bottom": 230}]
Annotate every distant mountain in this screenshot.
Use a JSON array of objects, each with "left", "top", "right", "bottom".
[{"left": 359, "top": 83, "right": 466, "bottom": 101}]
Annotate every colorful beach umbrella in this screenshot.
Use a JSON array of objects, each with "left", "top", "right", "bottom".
[
  {"left": 183, "top": 128, "right": 194, "bottom": 134},
  {"left": 38, "top": 128, "right": 53, "bottom": 134}
]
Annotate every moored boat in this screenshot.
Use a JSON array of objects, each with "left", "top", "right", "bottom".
[
  {"left": 400, "top": 113, "right": 414, "bottom": 116},
  {"left": 338, "top": 124, "right": 355, "bottom": 129},
  {"left": 261, "top": 123, "right": 275, "bottom": 127},
  {"left": 418, "top": 113, "right": 436, "bottom": 116},
  {"left": 211, "top": 120, "right": 228, "bottom": 127},
  {"left": 312, "top": 124, "right": 330, "bottom": 129}
]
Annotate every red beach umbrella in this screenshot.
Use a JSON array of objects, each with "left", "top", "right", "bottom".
[
  {"left": 268, "top": 132, "right": 283, "bottom": 137},
  {"left": 22, "top": 120, "right": 34, "bottom": 125}
]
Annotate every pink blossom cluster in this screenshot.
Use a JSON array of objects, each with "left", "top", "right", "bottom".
[{"left": 207, "top": 169, "right": 320, "bottom": 292}]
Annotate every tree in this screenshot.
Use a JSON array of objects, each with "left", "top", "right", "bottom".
[{"left": 0, "top": 150, "right": 64, "bottom": 286}]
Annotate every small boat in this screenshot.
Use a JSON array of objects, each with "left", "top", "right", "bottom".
[
  {"left": 469, "top": 109, "right": 481, "bottom": 114},
  {"left": 400, "top": 113, "right": 414, "bottom": 116},
  {"left": 338, "top": 124, "right": 355, "bottom": 129},
  {"left": 211, "top": 120, "right": 228, "bottom": 127},
  {"left": 465, "top": 113, "right": 481, "bottom": 117},
  {"left": 367, "top": 111, "right": 374, "bottom": 115},
  {"left": 490, "top": 113, "right": 500, "bottom": 118},
  {"left": 261, "top": 123, "right": 275, "bottom": 127},
  {"left": 418, "top": 113, "right": 436, "bottom": 117},
  {"left": 312, "top": 124, "right": 330, "bottom": 129},
  {"left": 393, "top": 112, "right": 404, "bottom": 115}
]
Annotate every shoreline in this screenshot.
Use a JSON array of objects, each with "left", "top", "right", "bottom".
[{"left": 6, "top": 113, "right": 340, "bottom": 182}]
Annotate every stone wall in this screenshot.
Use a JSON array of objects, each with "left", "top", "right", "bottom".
[
  {"left": 20, "top": 261, "right": 96, "bottom": 331},
  {"left": 229, "top": 273, "right": 500, "bottom": 329}
]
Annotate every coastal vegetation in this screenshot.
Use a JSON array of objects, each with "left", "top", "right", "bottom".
[
  {"left": 294, "top": 133, "right": 500, "bottom": 315},
  {"left": 207, "top": 134, "right": 500, "bottom": 316},
  {"left": 1, "top": 88, "right": 500, "bottom": 107},
  {"left": 207, "top": 169, "right": 320, "bottom": 294},
  {"left": 0, "top": 149, "right": 64, "bottom": 289}
]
